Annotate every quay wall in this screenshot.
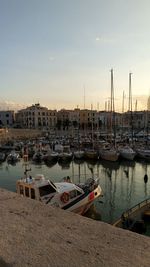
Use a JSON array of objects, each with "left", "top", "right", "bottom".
[
  {"left": 0, "top": 128, "right": 43, "bottom": 143},
  {"left": 0, "top": 188, "right": 150, "bottom": 267}
]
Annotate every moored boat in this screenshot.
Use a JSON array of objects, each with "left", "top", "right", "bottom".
[
  {"left": 113, "top": 198, "right": 150, "bottom": 235},
  {"left": 74, "top": 150, "right": 85, "bottom": 160},
  {"left": 99, "top": 148, "right": 119, "bottom": 162},
  {"left": 16, "top": 171, "right": 103, "bottom": 215},
  {"left": 32, "top": 150, "right": 44, "bottom": 162},
  {"left": 0, "top": 152, "right": 6, "bottom": 162},
  {"left": 43, "top": 150, "right": 58, "bottom": 163},
  {"left": 119, "top": 146, "right": 136, "bottom": 161},
  {"left": 136, "top": 148, "right": 150, "bottom": 161},
  {"left": 85, "top": 149, "right": 98, "bottom": 160},
  {"left": 7, "top": 151, "right": 20, "bottom": 163},
  {"left": 58, "top": 145, "right": 73, "bottom": 162}
]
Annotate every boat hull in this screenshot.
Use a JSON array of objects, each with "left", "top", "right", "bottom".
[
  {"left": 100, "top": 150, "right": 119, "bottom": 162},
  {"left": 63, "top": 185, "right": 102, "bottom": 215}
]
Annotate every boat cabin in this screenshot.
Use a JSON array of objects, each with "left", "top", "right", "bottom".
[{"left": 16, "top": 175, "right": 57, "bottom": 202}]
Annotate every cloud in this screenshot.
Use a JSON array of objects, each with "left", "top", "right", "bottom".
[
  {"left": 95, "top": 36, "right": 115, "bottom": 44},
  {"left": 0, "top": 101, "right": 25, "bottom": 111},
  {"left": 49, "top": 56, "right": 55, "bottom": 61}
]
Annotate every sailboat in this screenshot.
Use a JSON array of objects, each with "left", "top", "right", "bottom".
[
  {"left": 119, "top": 73, "right": 136, "bottom": 161},
  {"left": 100, "top": 69, "right": 119, "bottom": 162},
  {"left": 136, "top": 108, "right": 150, "bottom": 161},
  {"left": 85, "top": 106, "right": 98, "bottom": 160},
  {"left": 74, "top": 120, "right": 85, "bottom": 160}
]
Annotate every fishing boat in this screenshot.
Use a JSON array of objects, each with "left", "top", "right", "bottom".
[
  {"left": 16, "top": 170, "right": 102, "bottom": 215},
  {"left": 113, "top": 198, "right": 150, "bottom": 235}
]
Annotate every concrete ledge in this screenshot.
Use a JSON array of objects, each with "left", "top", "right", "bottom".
[{"left": 0, "top": 188, "right": 150, "bottom": 267}]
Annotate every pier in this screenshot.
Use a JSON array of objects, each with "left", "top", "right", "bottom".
[{"left": 0, "top": 188, "right": 150, "bottom": 267}]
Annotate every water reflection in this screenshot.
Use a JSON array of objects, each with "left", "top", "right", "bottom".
[{"left": 0, "top": 158, "right": 149, "bottom": 224}]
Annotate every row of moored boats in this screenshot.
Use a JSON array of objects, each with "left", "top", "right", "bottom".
[{"left": 0, "top": 143, "right": 150, "bottom": 164}]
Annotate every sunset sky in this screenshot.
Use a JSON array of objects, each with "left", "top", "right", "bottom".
[{"left": 0, "top": 0, "right": 150, "bottom": 111}]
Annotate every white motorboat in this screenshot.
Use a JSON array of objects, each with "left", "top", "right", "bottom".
[
  {"left": 136, "top": 148, "right": 150, "bottom": 161},
  {"left": 43, "top": 150, "right": 58, "bottom": 163},
  {"left": 119, "top": 146, "right": 136, "bottom": 161},
  {"left": 74, "top": 150, "right": 85, "bottom": 160},
  {"left": 16, "top": 172, "right": 102, "bottom": 215},
  {"left": 58, "top": 145, "right": 73, "bottom": 162},
  {"left": 7, "top": 151, "right": 20, "bottom": 163}
]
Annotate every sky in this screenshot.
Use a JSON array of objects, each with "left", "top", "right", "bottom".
[{"left": 0, "top": 0, "right": 150, "bottom": 112}]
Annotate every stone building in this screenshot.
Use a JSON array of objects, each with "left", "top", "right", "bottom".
[
  {"left": 0, "top": 110, "right": 15, "bottom": 127},
  {"left": 16, "top": 103, "right": 57, "bottom": 129}
]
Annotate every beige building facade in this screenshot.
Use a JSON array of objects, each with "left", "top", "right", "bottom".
[{"left": 16, "top": 103, "right": 57, "bottom": 129}]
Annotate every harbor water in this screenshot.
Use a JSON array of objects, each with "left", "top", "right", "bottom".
[{"left": 0, "top": 158, "right": 150, "bottom": 224}]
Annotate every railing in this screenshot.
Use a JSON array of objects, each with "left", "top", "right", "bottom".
[{"left": 113, "top": 198, "right": 150, "bottom": 227}]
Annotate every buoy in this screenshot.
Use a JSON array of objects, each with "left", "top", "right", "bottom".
[
  {"left": 144, "top": 174, "right": 148, "bottom": 183},
  {"left": 60, "top": 192, "right": 70, "bottom": 204}
]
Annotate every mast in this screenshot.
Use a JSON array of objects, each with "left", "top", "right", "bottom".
[
  {"left": 91, "top": 103, "right": 94, "bottom": 149},
  {"left": 128, "top": 73, "right": 132, "bottom": 112},
  {"left": 122, "top": 90, "right": 125, "bottom": 113},
  {"left": 110, "top": 69, "right": 115, "bottom": 113},
  {"left": 129, "top": 72, "right": 133, "bottom": 144},
  {"left": 121, "top": 90, "right": 125, "bottom": 136},
  {"left": 110, "top": 69, "right": 116, "bottom": 146}
]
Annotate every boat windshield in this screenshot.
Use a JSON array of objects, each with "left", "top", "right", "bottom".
[{"left": 39, "top": 184, "right": 56, "bottom": 197}]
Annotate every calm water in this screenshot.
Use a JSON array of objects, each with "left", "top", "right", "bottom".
[{"left": 0, "top": 158, "right": 150, "bottom": 224}]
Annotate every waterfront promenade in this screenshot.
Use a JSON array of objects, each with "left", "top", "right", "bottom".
[{"left": 0, "top": 188, "right": 150, "bottom": 267}]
